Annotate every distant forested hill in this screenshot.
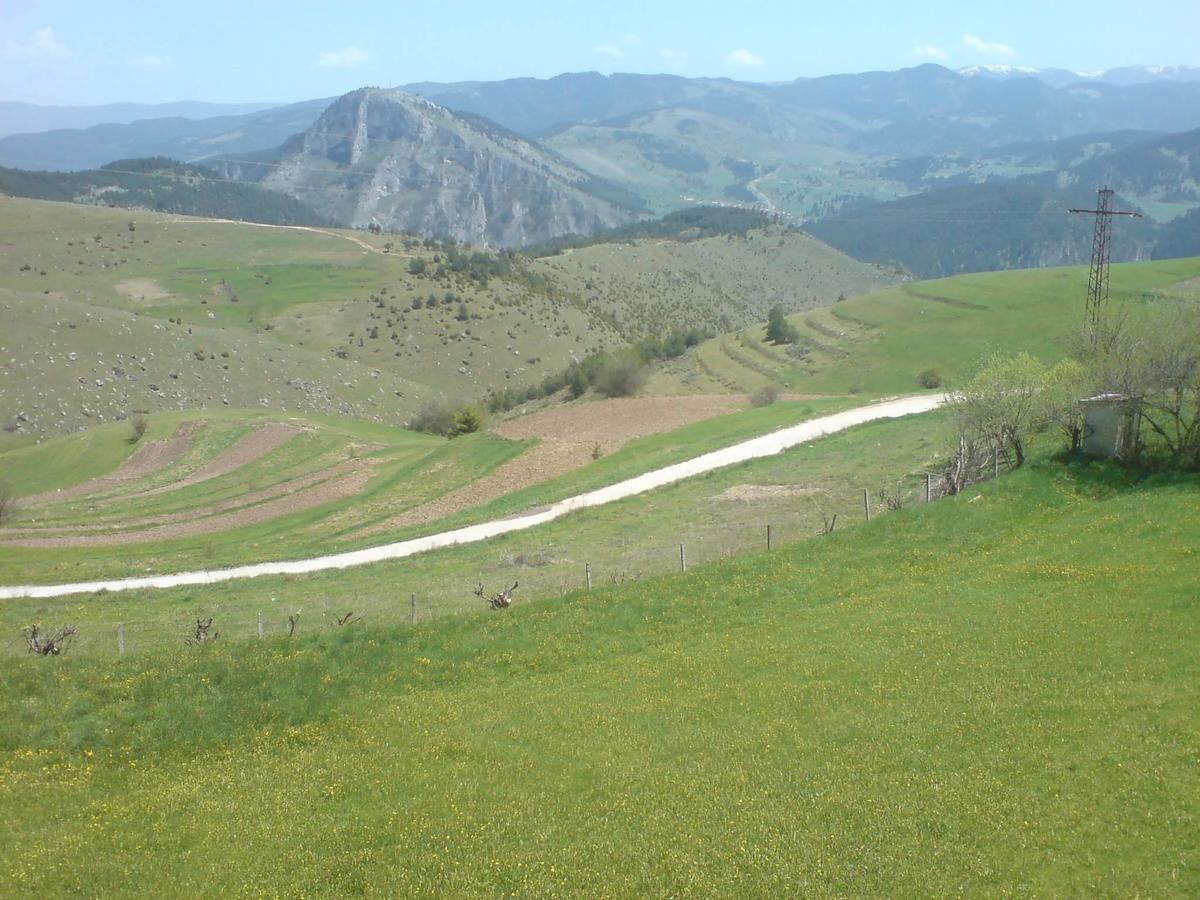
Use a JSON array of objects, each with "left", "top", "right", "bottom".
[
  {"left": 0, "top": 157, "right": 327, "bottom": 225},
  {"left": 1154, "top": 207, "right": 1200, "bottom": 259},
  {"left": 807, "top": 183, "right": 1161, "bottom": 278}
]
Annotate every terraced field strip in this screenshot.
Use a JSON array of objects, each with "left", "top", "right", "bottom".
[{"left": 0, "top": 394, "right": 946, "bottom": 599}]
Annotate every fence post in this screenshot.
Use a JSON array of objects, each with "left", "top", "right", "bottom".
[
  {"left": 117, "top": 623, "right": 125, "bottom": 655},
  {"left": 925, "top": 473, "right": 932, "bottom": 503},
  {"left": 679, "top": 543, "right": 687, "bottom": 573},
  {"left": 993, "top": 448, "right": 1000, "bottom": 479},
  {"left": 863, "top": 488, "right": 871, "bottom": 522},
  {"left": 410, "top": 593, "right": 416, "bottom": 625},
  {"left": 585, "top": 562, "right": 592, "bottom": 590},
  {"left": 257, "top": 613, "right": 264, "bottom": 639},
  {"left": 766, "top": 524, "right": 773, "bottom": 551}
]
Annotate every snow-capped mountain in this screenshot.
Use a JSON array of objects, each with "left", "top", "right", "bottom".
[{"left": 958, "top": 64, "right": 1200, "bottom": 89}]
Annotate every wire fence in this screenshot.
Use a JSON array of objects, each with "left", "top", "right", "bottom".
[{"left": 11, "top": 451, "right": 1013, "bottom": 661}]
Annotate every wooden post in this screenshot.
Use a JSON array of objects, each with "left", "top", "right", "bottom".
[
  {"left": 410, "top": 593, "right": 416, "bottom": 624},
  {"left": 117, "top": 623, "right": 125, "bottom": 655},
  {"left": 993, "top": 448, "right": 999, "bottom": 479},
  {"left": 585, "top": 562, "right": 592, "bottom": 590},
  {"left": 766, "top": 524, "right": 773, "bottom": 551},
  {"left": 863, "top": 488, "right": 871, "bottom": 522},
  {"left": 257, "top": 613, "right": 264, "bottom": 639},
  {"left": 679, "top": 543, "right": 687, "bottom": 573},
  {"left": 925, "top": 473, "right": 932, "bottom": 503}
]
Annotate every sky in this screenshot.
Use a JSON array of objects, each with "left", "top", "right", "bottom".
[{"left": 2, "top": 0, "right": 1199, "bottom": 106}]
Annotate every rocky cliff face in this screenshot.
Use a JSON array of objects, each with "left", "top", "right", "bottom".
[{"left": 261, "top": 88, "right": 638, "bottom": 247}]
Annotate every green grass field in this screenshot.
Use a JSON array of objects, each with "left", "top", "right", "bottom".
[
  {"left": 670, "top": 257, "right": 1200, "bottom": 395},
  {"left": 2, "top": 454, "right": 1195, "bottom": 895},
  {"left": 0, "top": 402, "right": 931, "bottom": 652},
  {"left": 0, "top": 396, "right": 859, "bottom": 586}
]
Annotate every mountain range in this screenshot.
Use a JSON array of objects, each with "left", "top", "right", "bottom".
[{"left": 1, "top": 64, "right": 1198, "bottom": 260}]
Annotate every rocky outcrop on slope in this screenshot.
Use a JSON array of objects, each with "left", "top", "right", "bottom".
[{"left": 261, "top": 88, "right": 639, "bottom": 247}]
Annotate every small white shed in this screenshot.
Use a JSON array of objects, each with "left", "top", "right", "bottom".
[{"left": 1080, "top": 393, "right": 1141, "bottom": 460}]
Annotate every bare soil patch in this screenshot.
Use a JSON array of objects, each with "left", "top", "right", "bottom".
[
  {"left": 370, "top": 395, "right": 747, "bottom": 532},
  {"left": 135, "top": 423, "right": 301, "bottom": 496},
  {"left": 492, "top": 395, "right": 746, "bottom": 450},
  {"left": 24, "top": 422, "right": 202, "bottom": 505},
  {"left": 710, "top": 484, "right": 823, "bottom": 503},
  {"left": 114, "top": 278, "right": 173, "bottom": 303}
]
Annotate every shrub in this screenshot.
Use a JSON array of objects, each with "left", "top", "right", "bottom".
[
  {"left": 409, "top": 399, "right": 485, "bottom": 438},
  {"left": 917, "top": 367, "right": 944, "bottom": 389},
  {"left": 751, "top": 383, "right": 781, "bottom": 407},
  {"left": 593, "top": 352, "right": 647, "bottom": 398},
  {"left": 450, "top": 405, "right": 486, "bottom": 437},
  {"left": 408, "top": 399, "right": 456, "bottom": 437},
  {"left": 128, "top": 415, "right": 148, "bottom": 444}
]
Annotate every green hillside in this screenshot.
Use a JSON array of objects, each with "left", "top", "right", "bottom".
[
  {"left": 2, "top": 455, "right": 1195, "bottom": 895},
  {"left": 529, "top": 222, "right": 898, "bottom": 340},
  {"left": 0, "top": 157, "right": 327, "bottom": 225},
  {"left": 0, "top": 196, "right": 898, "bottom": 437},
  {"left": 660, "top": 257, "right": 1200, "bottom": 395},
  {"left": 0, "top": 196, "right": 621, "bottom": 436}
]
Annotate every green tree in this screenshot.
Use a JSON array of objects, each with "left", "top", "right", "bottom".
[
  {"left": 765, "top": 306, "right": 798, "bottom": 345},
  {"left": 950, "top": 352, "right": 1048, "bottom": 467}
]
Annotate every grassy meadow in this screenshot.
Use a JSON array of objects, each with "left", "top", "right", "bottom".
[
  {"left": 1, "top": 454, "right": 1195, "bottom": 895},
  {"left": 659, "top": 257, "right": 1200, "bottom": 395}
]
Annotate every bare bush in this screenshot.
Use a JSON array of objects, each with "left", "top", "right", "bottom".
[
  {"left": 474, "top": 581, "right": 519, "bottom": 610},
  {"left": 24, "top": 624, "right": 77, "bottom": 656},
  {"left": 943, "top": 435, "right": 991, "bottom": 496},
  {"left": 1086, "top": 305, "right": 1200, "bottom": 467},
  {"left": 185, "top": 617, "right": 217, "bottom": 646}
]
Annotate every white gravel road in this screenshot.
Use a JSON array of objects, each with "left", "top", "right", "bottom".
[{"left": 0, "top": 394, "right": 947, "bottom": 599}]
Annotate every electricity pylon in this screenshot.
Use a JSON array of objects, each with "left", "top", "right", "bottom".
[{"left": 1069, "top": 187, "right": 1142, "bottom": 331}]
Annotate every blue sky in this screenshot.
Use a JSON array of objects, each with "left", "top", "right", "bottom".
[{"left": 2, "top": 0, "right": 1198, "bottom": 105}]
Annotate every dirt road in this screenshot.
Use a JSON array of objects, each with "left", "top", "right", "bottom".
[{"left": 0, "top": 394, "right": 946, "bottom": 599}]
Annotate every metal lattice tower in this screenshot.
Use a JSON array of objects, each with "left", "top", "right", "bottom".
[{"left": 1069, "top": 187, "right": 1142, "bottom": 330}]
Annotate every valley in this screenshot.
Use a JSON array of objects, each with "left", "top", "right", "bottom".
[{"left": 2, "top": 31, "right": 1199, "bottom": 896}]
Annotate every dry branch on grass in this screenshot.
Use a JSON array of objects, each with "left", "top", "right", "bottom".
[
  {"left": 474, "top": 581, "right": 519, "bottom": 610},
  {"left": 24, "top": 624, "right": 77, "bottom": 656},
  {"left": 185, "top": 617, "right": 217, "bottom": 646}
]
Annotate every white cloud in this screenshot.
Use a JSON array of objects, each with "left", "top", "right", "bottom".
[
  {"left": 131, "top": 54, "right": 167, "bottom": 68},
  {"left": 594, "top": 44, "right": 625, "bottom": 59},
  {"left": 962, "top": 33, "right": 1016, "bottom": 58},
  {"left": 726, "top": 48, "right": 765, "bottom": 68},
  {"left": 660, "top": 48, "right": 689, "bottom": 62},
  {"left": 913, "top": 44, "right": 949, "bottom": 61},
  {"left": 317, "top": 46, "right": 370, "bottom": 68},
  {"left": 1, "top": 27, "right": 71, "bottom": 65}
]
